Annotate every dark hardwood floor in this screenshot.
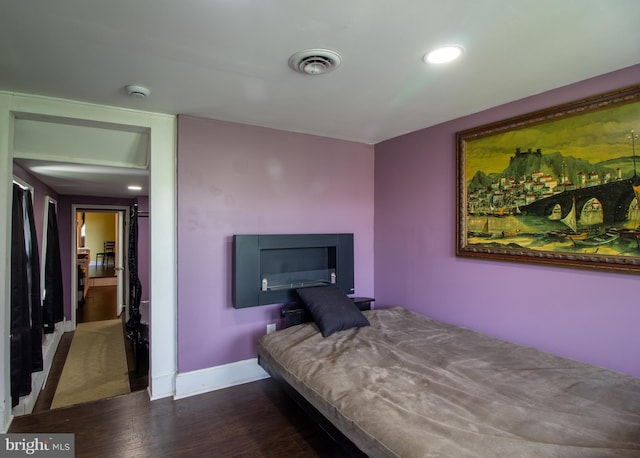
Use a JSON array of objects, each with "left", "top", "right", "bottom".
[
  {"left": 77, "top": 284, "right": 117, "bottom": 323},
  {"left": 10, "top": 379, "right": 352, "bottom": 457},
  {"left": 88, "top": 262, "right": 116, "bottom": 279},
  {"left": 11, "top": 285, "right": 351, "bottom": 457},
  {"left": 30, "top": 331, "right": 73, "bottom": 413}
]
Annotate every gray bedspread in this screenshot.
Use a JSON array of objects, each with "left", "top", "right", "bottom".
[{"left": 258, "top": 307, "right": 640, "bottom": 457}]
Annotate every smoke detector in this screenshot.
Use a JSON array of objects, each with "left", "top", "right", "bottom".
[
  {"left": 125, "top": 85, "right": 151, "bottom": 98},
  {"left": 288, "top": 49, "right": 342, "bottom": 75}
]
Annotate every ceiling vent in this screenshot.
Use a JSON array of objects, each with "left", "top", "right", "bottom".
[{"left": 288, "top": 49, "right": 342, "bottom": 75}]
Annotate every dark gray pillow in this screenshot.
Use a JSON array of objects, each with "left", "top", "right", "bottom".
[{"left": 296, "top": 285, "right": 370, "bottom": 337}]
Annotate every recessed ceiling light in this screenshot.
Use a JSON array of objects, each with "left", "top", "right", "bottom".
[
  {"left": 128, "top": 185, "right": 142, "bottom": 191},
  {"left": 424, "top": 45, "right": 464, "bottom": 64}
]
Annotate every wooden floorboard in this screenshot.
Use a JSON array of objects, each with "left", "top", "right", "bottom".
[
  {"left": 77, "top": 285, "right": 117, "bottom": 323},
  {"left": 10, "top": 379, "right": 353, "bottom": 457},
  {"left": 31, "top": 332, "right": 74, "bottom": 413}
]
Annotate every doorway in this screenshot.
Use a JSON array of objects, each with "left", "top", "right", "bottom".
[
  {"left": 74, "top": 208, "right": 127, "bottom": 324},
  {"left": 28, "top": 204, "right": 148, "bottom": 412},
  {"left": 1, "top": 94, "right": 177, "bottom": 430}
]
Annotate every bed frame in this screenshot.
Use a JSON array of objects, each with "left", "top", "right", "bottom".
[
  {"left": 260, "top": 306, "right": 640, "bottom": 457},
  {"left": 258, "top": 355, "right": 366, "bottom": 457},
  {"left": 258, "top": 299, "right": 374, "bottom": 456}
]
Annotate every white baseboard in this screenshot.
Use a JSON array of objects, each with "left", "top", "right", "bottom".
[
  {"left": 174, "top": 358, "right": 269, "bottom": 400},
  {"left": 11, "top": 321, "right": 65, "bottom": 417},
  {"left": 148, "top": 372, "right": 175, "bottom": 401}
]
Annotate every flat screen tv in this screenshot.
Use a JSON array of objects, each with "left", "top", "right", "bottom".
[{"left": 232, "top": 233, "right": 354, "bottom": 308}]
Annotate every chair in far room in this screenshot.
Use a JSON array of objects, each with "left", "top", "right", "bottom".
[{"left": 96, "top": 241, "right": 115, "bottom": 267}]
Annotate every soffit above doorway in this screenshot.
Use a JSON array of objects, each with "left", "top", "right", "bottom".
[{"left": 12, "top": 114, "right": 150, "bottom": 198}]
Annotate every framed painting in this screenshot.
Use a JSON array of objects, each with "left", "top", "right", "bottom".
[{"left": 456, "top": 84, "right": 640, "bottom": 273}]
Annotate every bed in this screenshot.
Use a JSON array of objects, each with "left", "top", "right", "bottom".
[{"left": 258, "top": 288, "right": 640, "bottom": 457}]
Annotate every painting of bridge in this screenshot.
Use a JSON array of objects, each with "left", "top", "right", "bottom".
[
  {"left": 521, "top": 177, "right": 639, "bottom": 224},
  {"left": 456, "top": 84, "right": 640, "bottom": 273}
]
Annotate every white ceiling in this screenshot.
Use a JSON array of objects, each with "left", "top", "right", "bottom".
[{"left": 3, "top": 0, "right": 640, "bottom": 197}]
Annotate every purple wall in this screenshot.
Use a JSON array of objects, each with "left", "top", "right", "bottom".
[
  {"left": 374, "top": 64, "right": 640, "bottom": 377},
  {"left": 177, "top": 115, "right": 375, "bottom": 372}
]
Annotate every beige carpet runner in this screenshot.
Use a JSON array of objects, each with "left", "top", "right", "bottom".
[{"left": 51, "top": 319, "right": 130, "bottom": 409}]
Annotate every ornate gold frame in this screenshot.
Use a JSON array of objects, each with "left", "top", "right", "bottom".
[{"left": 456, "top": 84, "right": 640, "bottom": 273}]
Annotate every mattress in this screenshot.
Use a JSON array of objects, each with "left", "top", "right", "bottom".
[{"left": 258, "top": 307, "right": 640, "bottom": 457}]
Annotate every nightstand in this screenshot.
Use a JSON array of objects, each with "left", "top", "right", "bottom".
[{"left": 351, "top": 297, "right": 374, "bottom": 311}]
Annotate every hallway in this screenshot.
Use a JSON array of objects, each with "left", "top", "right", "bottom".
[
  {"left": 31, "top": 283, "right": 147, "bottom": 413},
  {"left": 77, "top": 285, "right": 117, "bottom": 323}
]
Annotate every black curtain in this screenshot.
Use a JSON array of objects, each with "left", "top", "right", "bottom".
[
  {"left": 125, "top": 204, "right": 142, "bottom": 342},
  {"left": 24, "top": 190, "right": 43, "bottom": 371},
  {"left": 10, "top": 184, "right": 43, "bottom": 407},
  {"left": 42, "top": 200, "right": 64, "bottom": 334}
]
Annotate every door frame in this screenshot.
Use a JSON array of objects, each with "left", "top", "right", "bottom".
[
  {"left": 0, "top": 92, "right": 177, "bottom": 432},
  {"left": 71, "top": 205, "right": 130, "bottom": 327}
]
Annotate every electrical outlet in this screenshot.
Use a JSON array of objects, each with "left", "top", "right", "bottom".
[{"left": 266, "top": 323, "right": 276, "bottom": 334}]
